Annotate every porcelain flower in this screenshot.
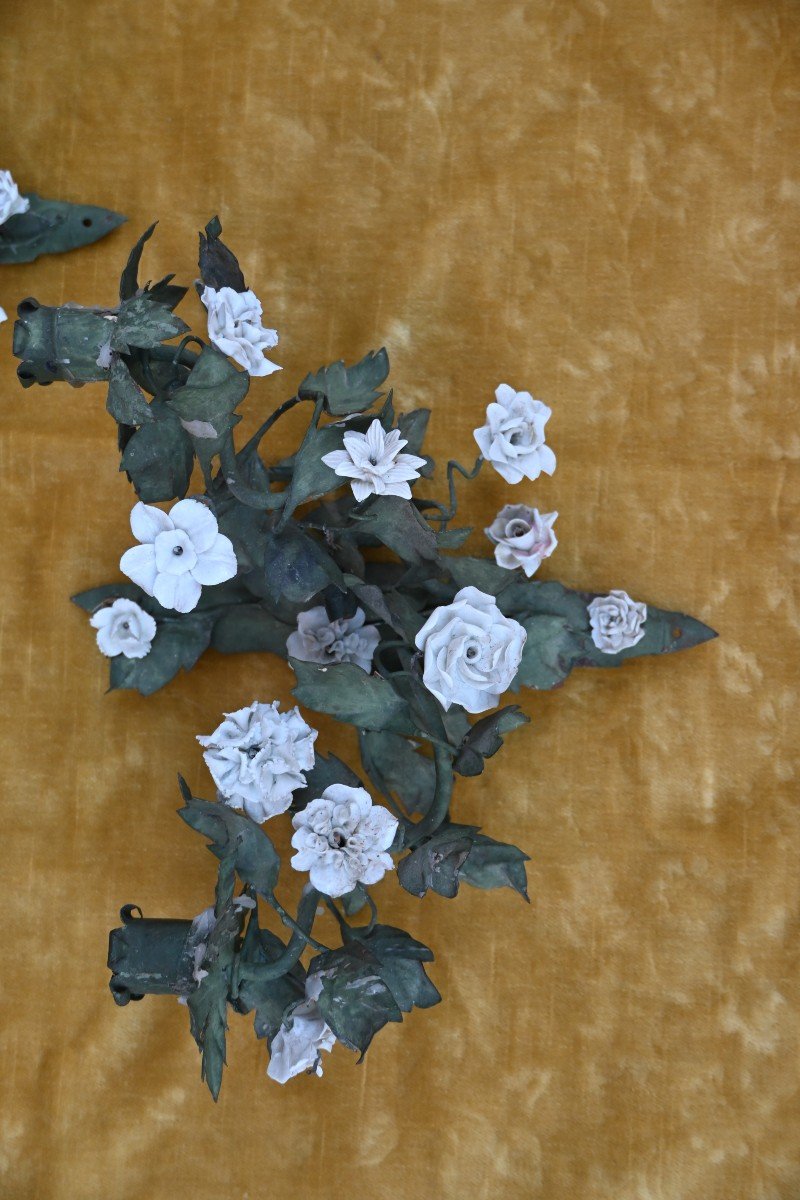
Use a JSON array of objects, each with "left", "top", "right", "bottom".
[
  {"left": 474, "top": 384, "right": 555, "bottom": 485},
  {"left": 0, "top": 307, "right": 7, "bottom": 325},
  {"left": 287, "top": 606, "right": 379, "bottom": 674},
  {"left": 119, "top": 498, "right": 237, "bottom": 614},
  {"left": 89, "top": 597, "right": 157, "bottom": 659},
  {"left": 0, "top": 169, "right": 29, "bottom": 225},
  {"left": 485, "top": 504, "right": 558, "bottom": 577},
  {"left": 267, "top": 974, "right": 336, "bottom": 1084},
  {"left": 197, "top": 701, "right": 318, "bottom": 823},
  {"left": 200, "top": 285, "right": 280, "bottom": 377},
  {"left": 290, "top": 784, "right": 398, "bottom": 898},
  {"left": 588, "top": 589, "right": 647, "bottom": 654},
  {"left": 321, "top": 418, "right": 426, "bottom": 502},
  {"left": 414, "top": 585, "right": 527, "bottom": 713}
]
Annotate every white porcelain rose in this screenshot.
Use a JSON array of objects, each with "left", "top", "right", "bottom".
[
  {"left": 321, "top": 418, "right": 426, "bottom": 503},
  {"left": 588, "top": 589, "right": 647, "bottom": 653},
  {"left": 197, "top": 701, "right": 317, "bottom": 823},
  {"left": 485, "top": 504, "right": 558, "bottom": 577},
  {"left": 474, "top": 384, "right": 555, "bottom": 484},
  {"left": 414, "top": 586, "right": 527, "bottom": 713},
  {"left": 267, "top": 974, "right": 336, "bottom": 1084},
  {"left": 89, "top": 597, "right": 157, "bottom": 659},
  {"left": 0, "top": 169, "right": 29, "bottom": 225},
  {"left": 287, "top": 606, "right": 379, "bottom": 674},
  {"left": 290, "top": 784, "right": 398, "bottom": 898},
  {"left": 201, "top": 285, "right": 280, "bottom": 377},
  {"left": 120, "top": 498, "right": 237, "bottom": 614}
]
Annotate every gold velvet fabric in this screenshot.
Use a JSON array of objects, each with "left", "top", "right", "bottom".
[{"left": 1, "top": 1, "right": 798, "bottom": 1196}]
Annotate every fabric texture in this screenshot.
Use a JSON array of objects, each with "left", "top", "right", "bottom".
[{"left": 0, "top": 1, "right": 797, "bottom": 1197}]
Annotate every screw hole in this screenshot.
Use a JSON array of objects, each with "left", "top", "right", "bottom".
[{"left": 82, "top": 217, "right": 92, "bottom": 227}]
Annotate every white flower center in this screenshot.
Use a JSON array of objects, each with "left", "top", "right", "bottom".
[{"left": 507, "top": 520, "right": 530, "bottom": 538}]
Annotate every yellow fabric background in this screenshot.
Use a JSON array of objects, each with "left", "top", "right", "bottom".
[{"left": 0, "top": 1, "right": 797, "bottom": 1197}]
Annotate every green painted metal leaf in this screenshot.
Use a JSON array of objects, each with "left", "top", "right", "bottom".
[
  {"left": 211, "top": 604, "right": 292, "bottom": 657},
  {"left": 0, "top": 193, "right": 126, "bottom": 264},
  {"left": 453, "top": 705, "right": 530, "bottom": 776},
  {"left": 308, "top": 942, "right": 403, "bottom": 1056},
  {"left": 351, "top": 495, "right": 439, "bottom": 566},
  {"left": 112, "top": 295, "right": 189, "bottom": 352},
  {"left": 298, "top": 348, "right": 389, "bottom": 416},
  {"left": 106, "top": 357, "right": 154, "bottom": 425},
  {"left": 108, "top": 612, "right": 214, "bottom": 695},
  {"left": 119, "top": 400, "right": 194, "bottom": 502},
  {"left": 359, "top": 730, "right": 436, "bottom": 815},
  {"left": 459, "top": 834, "right": 531, "bottom": 901},
  {"left": 397, "top": 823, "right": 479, "bottom": 898},
  {"left": 119, "top": 223, "right": 156, "bottom": 300},
  {"left": 178, "top": 796, "right": 281, "bottom": 897},
  {"left": 170, "top": 345, "right": 249, "bottom": 433},
  {"left": 290, "top": 659, "right": 416, "bottom": 735}
]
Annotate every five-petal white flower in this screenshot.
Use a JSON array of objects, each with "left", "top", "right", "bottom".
[
  {"left": 290, "top": 784, "right": 398, "bottom": 898},
  {"left": 89, "top": 597, "right": 157, "bottom": 659},
  {"left": 0, "top": 169, "right": 29, "bottom": 226},
  {"left": 267, "top": 974, "right": 336, "bottom": 1084},
  {"left": 200, "top": 285, "right": 280, "bottom": 377},
  {"left": 588, "top": 589, "right": 647, "bottom": 653},
  {"left": 287, "top": 605, "right": 379, "bottom": 674},
  {"left": 414, "top": 586, "right": 527, "bottom": 713},
  {"left": 485, "top": 504, "right": 558, "bottom": 578},
  {"left": 119, "top": 498, "right": 237, "bottom": 614},
  {"left": 321, "top": 419, "right": 426, "bottom": 503},
  {"left": 474, "top": 384, "right": 556, "bottom": 485},
  {"left": 197, "top": 701, "right": 318, "bottom": 823}
]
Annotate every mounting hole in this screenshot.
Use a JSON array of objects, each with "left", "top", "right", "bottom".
[{"left": 82, "top": 217, "right": 92, "bottom": 227}]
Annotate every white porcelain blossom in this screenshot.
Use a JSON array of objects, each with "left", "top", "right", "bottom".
[
  {"left": 0, "top": 169, "right": 29, "bottom": 225},
  {"left": 267, "top": 974, "right": 336, "bottom": 1084},
  {"left": 197, "top": 701, "right": 318, "bottom": 823},
  {"left": 287, "top": 606, "right": 379, "bottom": 674},
  {"left": 290, "top": 784, "right": 398, "bottom": 898},
  {"left": 474, "top": 384, "right": 556, "bottom": 485},
  {"left": 89, "top": 597, "right": 157, "bottom": 659},
  {"left": 119, "top": 498, "right": 237, "bottom": 614},
  {"left": 201, "top": 285, "right": 280, "bottom": 377},
  {"left": 588, "top": 589, "right": 647, "bottom": 654},
  {"left": 321, "top": 418, "right": 427, "bottom": 502},
  {"left": 414, "top": 586, "right": 527, "bottom": 713},
  {"left": 0, "top": 307, "right": 7, "bottom": 325},
  {"left": 485, "top": 504, "right": 558, "bottom": 578}
]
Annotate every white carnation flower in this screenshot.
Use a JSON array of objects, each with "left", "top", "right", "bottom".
[
  {"left": 267, "top": 974, "right": 336, "bottom": 1084},
  {"left": 201, "top": 285, "right": 280, "bottom": 377},
  {"left": 588, "top": 589, "right": 647, "bottom": 654},
  {"left": 321, "top": 418, "right": 426, "bottom": 503},
  {"left": 290, "top": 784, "right": 398, "bottom": 898},
  {"left": 485, "top": 504, "right": 558, "bottom": 577},
  {"left": 89, "top": 597, "right": 157, "bottom": 659},
  {"left": 119, "top": 498, "right": 237, "bottom": 614},
  {"left": 287, "top": 606, "right": 379, "bottom": 674},
  {"left": 414, "top": 585, "right": 527, "bottom": 713},
  {"left": 197, "top": 701, "right": 318, "bottom": 823},
  {"left": 474, "top": 384, "right": 555, "bottom": 485},
  {"left": 0, "top": 169, "right": 29, "bottom": 225}
]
